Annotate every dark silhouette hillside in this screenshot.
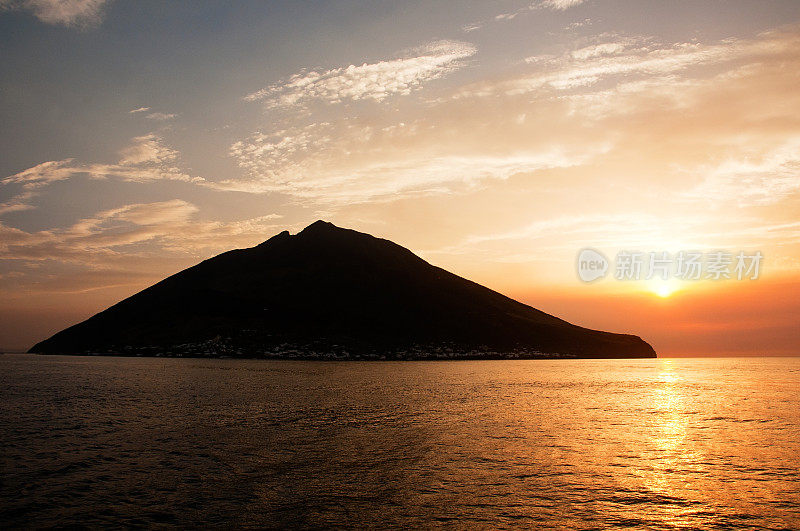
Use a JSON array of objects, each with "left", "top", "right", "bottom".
[{"left": 30, "top": 221, "right": 656, "bottom": 359}]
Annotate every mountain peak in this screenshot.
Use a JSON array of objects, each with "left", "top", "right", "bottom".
[{"left": 299, "top": 220, "right": 338, "bottom": 234}]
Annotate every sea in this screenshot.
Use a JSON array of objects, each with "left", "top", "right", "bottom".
[{"left": 1, "top": 354, "right": 798, "bottom": 529}]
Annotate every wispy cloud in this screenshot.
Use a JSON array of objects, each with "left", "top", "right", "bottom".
[
  {"left": 565, "top": 18, "right": 592, "bottom": 30},
  {"left": 404, "top": 27, "right": 800, "bottom": 265},
  {"left": 474, "top": 0, "right": 587, "bottom": 31},
  {"left": 431, "top": 210, "right": 800, "bottom": 267},
  {"left": 117, "top": 134, "right": 178, "bottom": 165},
  {"left": 0, "top": 0, "right": 108, "bottom": 27},
  {"left": 685, "top": 138, "right": 800, "bottom": 206},
  {"left": 433, "top": 213, "right": 702, "bottom": 261},
  {"left": 222, "top": 118, "right": 609, "bottom": 203},
  {"left": 128, "top": 107, "right": 177, "bottom": 121},
  {"left": 0, "top": 190, "right": 37, "bottom": 215},
  {"left": 0, "top": 198, "right": 287, "bottom": 307},
  {"left": 2, "top": 159, "right": 79, "bottom": 189},
  {"left": 0, "top": 200, "right": 284, "bottom": 264},
  {"left": 1, "top": 134, "right": 203, "bottom": 215},
  {"left": 225, "top": 26, "right": 800, "bottom": 216},
  {"left": 457, "top": 29, "right": 799, "bottom": 97},
  {"left": 145, "top": 112, "right": 177, "bottom": 121},
  {"left": 244, "top": 40, "right": 477, "bottom": 109},
  {"left": 223, "top": 151, "right": 598, "bottom": 203},
  {"left": 537, "top": 0, "right": 586, "bottom": 11}
]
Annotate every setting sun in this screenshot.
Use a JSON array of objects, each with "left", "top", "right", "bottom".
[{"left": 649, "top": 281, "right": 678, "bottom": 298}]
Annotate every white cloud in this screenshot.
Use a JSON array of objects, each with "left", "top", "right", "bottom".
[
  {"left": 495, "top": 12, "right": 519, "bottom": 21},
  {"left": 482, "top": 0, "right": 587, "bottom": 29},
  {"left": 0, "top": 190, "right": 37, "bottom": 215},
  {"left": 2, "top": 159, "right": 78, "bottom": 189},
  {"left": 117, "top": 134, "right": 178, "bottom": 165},
  {"left": 244, "top": 40, "right": 477, "bottom": 109},
  {"left": 0, "top": 200, "right": 285, "bottom": 263},
  {"left": 225, "top": 26, "right": 800, "bottom": 215},
  {"left": 457, "top": 29, "right": 799, "bottom": 97},
  {"left": 127, "top": 108, "right": 177, "bottom": 121},
  {"left": 0, "top": 0, "right": 108, "bottom": 27},
  {"left": 536, "top": 0, "right": 586, "bottom": 11},
  {"left": 685, "top": 138, "right": 800, "bottom": 206},
  {"left": 145, "top": 112, "right": 177, "bottom": 121},
  {"left": 69, "top": 200, "right": 200, "bottom": 237},
  {"left": 228, "top": 123, "right": 333, "bottom": 179},
  {"left": 431, "top": 210, "right": 800, "bottom": 266},
  {"left": 223, "top": 120, "right": 608, "bottom": 203},
  {"left": 1, "top": 135, "right": 203, "bottom": 211},
  {"left": 223, "top": 152, "right": 590, "bottom": 201},
  {"left": 445, "top": 213, "right": 694, "bottom": 259},
  {"left": 565, "top": 19, "right": 592, "bottom": 30}
]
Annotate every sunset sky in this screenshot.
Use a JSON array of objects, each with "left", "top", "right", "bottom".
[{"left": 1, "top": 0, "right": 799, "bottom": 355}]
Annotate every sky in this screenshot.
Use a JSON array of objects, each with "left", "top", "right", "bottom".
[{"left": 1, "top": 0, "right": 799, "bottom": 355}]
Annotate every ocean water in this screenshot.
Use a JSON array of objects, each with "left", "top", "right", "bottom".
[{"left": 1, "top": 354, "right": 798, "bottom": 529}]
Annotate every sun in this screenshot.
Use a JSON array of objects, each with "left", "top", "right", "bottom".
[
  {"left": 654, "top": 284, "right": 674, "bottom": 298},
  {"left": 647, "top": 279, "right": 679, "bottom": 298}
]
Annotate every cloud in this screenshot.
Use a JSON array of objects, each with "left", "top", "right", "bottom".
[
  {"left": 222, "top": 117, "right": 609, "bottom": 204},
  {"left": 495, "top": 12, "right": 519, "bottom": 21},
  {"left": 117, "top": 134, "right": 178, "bottom": 165},
  {"left": 224, "top": 150, "right": 598, "bottom": 203},
  {"left": 483, "top": 0, "right": 587, "bottom": 28},
  {"left": 454, "top": 213, "right": 743, "bottom": 251},
  {"left": 0, "top": 201, "right": 285, "bottom": 308},
  {"left": 432, "top": 213, "right": 698, "bottom": 262},
  {"left": 223, "top": 26, "right": 800, "bottom": 220},
  {"left": 565, "top": 19, "right": 592, "bottom": 30},
  {"left": 244, "top": 40, "right": 477, "bottom": 109},
  {"left": 402, "top": 27, "right": 800, "bottom": 266},
  {"left": 0, "top": 135, "right": 204, "bottom": 219},
  {"left": 68, "top": 200, "right": 200, "bottom": 238},
  {"left": 455, "top": 29, "right": 799, "bottom": 98},
  {"left": 431, "top": 208, "right": 800, "bottom": 269},
  {"left": 145, "top": 112, "right": 177, "bottom": 121},
  {"left": 0, "top": 190, "right": 38, "bottom": 214},
  {"left": 536, "top": 0, "right": 586, "bottom": 10},
  {"left": 128, "top": 108, "right": 177, "bottom": 121},
  {"left": 0, "top": 0, "right": 108, "bottom": 27},
  {"left": 0, "top": 200, "right": 284, "bottom": 264},
  {"left": 2, "top": 159, "right": 78, "bottom": 189},
  {"left": 685, "top": 138, "right": 800, "bottom": 206},
  {"left": 2, "top": 134, "right": 202, "bottom": 196}
]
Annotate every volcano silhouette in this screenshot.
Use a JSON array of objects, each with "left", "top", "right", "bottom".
[{"left": 30, "top": 221, "right": 655, "bottom": 359}]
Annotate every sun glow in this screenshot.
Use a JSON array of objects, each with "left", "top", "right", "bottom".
[{"left": 648, "top": 279, "right": 680, "bottom": 298}]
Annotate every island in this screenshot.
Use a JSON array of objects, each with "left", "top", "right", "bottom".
[{"left": 29, "top": 221, "right": 656, "bottom": 359}]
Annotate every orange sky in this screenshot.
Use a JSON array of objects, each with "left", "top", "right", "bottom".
[{"left": 1, "top": 1, "right": 799, "bottom": 354}]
